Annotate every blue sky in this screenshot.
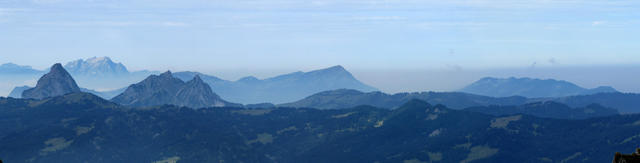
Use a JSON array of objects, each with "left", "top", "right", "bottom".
[{"left": 1, "top": 0, "right": 640, "bottom": 93}]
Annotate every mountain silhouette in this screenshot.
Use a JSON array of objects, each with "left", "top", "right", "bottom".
[
  {"left": 64, "top": 56, "right": 129, "bottom": 77},
  {"left": 21, "top": 63, "right": 81, "bottom": 99},
  {"left": 173, "top": 65, "right": 378, "bottom": 104},
  {"left": 460, "top": 77, "right": 618, "bottom": 98},
  {"left": 112, "top": 71, "right": 239, "bottom": 108}
]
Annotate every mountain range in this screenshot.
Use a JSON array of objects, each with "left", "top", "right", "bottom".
[
  {"left": 173, "top": 65, "right": 378, "bottom": 104},
  {"left": 0, "top": 63, "right": 45, "bottom": 75},
  {"left": 460, "top": 77, "right": 618, "bottom": 98},
  {"left": 281, "top": 89, "right": 640, "bottom": 113},
  {"left": 1, "top": 57, "right": 154, "bottom": 97},
  {"left": 2, "top": 58, "right": 377, "bottom": 105},
  {"left": 0, "top": 94, "right": 637, "bottom": 162},
  {"left": 111, "top": 71, "right": 240, "bottom": 108},
  {"left": 279, "top": 89, "right": 528, "bottom": 110}
]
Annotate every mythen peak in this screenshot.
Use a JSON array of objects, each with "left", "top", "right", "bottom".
[{"left": 22, "top": 63, "right": 81, "bottom": 99}]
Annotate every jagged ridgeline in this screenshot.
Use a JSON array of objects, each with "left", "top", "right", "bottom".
[
  {"left": 0, "top": 95, "right": 639, "bottom": 162},
  {"left": 21, "top": 63, "right": 82, "bottom": 99},
  {"left": 14, "top": 63, "right": 239, "bottom": 109},
  {"left": 281, "top": 89, "right": 640, "bottom": 113},
  {"left": 111, "top": 71, "right": 241, "bottom": 108}
]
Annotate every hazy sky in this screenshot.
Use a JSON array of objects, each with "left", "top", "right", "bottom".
[{"left": 1, "top": 0, "right": 639, "bottom": 93}]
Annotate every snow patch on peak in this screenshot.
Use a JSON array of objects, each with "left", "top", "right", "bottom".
[{"left": 86, "top": 56, "right": 111, "bottom": 63}]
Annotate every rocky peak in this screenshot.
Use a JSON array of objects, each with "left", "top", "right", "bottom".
[
  {"left": 63, "top": 56, "right": 129, "bottom": 76},
  {"left": 112, "top": 72, "right": 237, "bottom": 108},
  {"left": 22, "top": 63, "right": 81, "bottom": 99},
  {"left": 50, "top": 63, "right": 65, "bottom": 74}
]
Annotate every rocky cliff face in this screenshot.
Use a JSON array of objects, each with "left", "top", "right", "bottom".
[{"left": 22, "top": 63, "right": 81, "bottom": 99}]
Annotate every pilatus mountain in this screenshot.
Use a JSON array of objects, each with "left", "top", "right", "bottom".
[
  {"left": 21, "top": 63, "right": 82, "bottom": 99},
  {"left": 460, "top": 77, "right": 618, "bottom": 98},
  {"left": 2, "top": 59, "right": 376, "bottom": 105},
  {"left": 111, "top": 71, "right": 240, "bottom": 108},
  {"left": 279, "top": 89, "right": 529, "bottom": 110},
  {"left": 64, "top": 57, "right": 129, "bottom": 77},
  {"left": 173, "top": 65, "right": 378, "bottom": 104},
  {"left": 0, "top": 94, "right": 638, "bottom": 162}
]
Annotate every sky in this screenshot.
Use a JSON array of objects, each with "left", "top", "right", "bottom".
[{"left": 1, "top": 0, "right": 640, "bottom": 93}]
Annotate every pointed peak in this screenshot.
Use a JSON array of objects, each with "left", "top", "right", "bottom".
[
  {"left": 50, "top": 63, "right": 65, "bottom": 72},
  {"left": 52, "top": 63, "right": 63, "bottom": 68}
]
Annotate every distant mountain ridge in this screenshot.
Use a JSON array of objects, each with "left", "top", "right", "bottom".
[
  {"left": 0, "top": 63, "right": 44, "bottom": 74},
  {"left": 279, "top": 89, "right": 528, "bottom": 110},
  {"left": 64, "top": 56, "right": 129, "bottom": 77},
  {"left": 173, "top": 65, "right": 378, "bottom": 104},
  {"left": 22, "top": 63, "right": 82, "bottom": 99},
  {"left": 3, "top": 59, "right": 376, "bottom": 104},
  {"left": 111, "top": 71, "right": 240, "bottom": 108},
  {"left": 460, "top": 77, "right": 618, "bottom": 98},
  {"left": 283, "top": 89, "right": 640, "bottom": 113}
]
